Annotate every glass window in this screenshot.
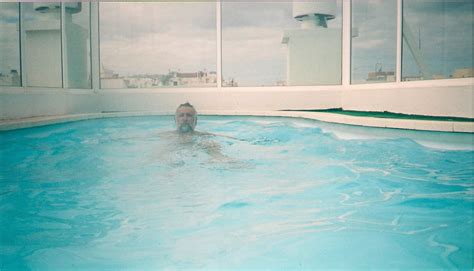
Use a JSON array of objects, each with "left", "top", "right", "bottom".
[
  {"left": 99, "top": 2, "right": 217, "bottom": 88},
  {"left": 0, "top": 3, "right": 21, "bottom": 87},
  {"left": 22, "top": 2, "right": 63, "bottom": 88},
  {"left": 222, "top": 1, "right": 342, "bottom": 87},
  {"left": 402, "top": 0, "right": 473, "bottom": 81},
  {"left": 351, "top": 0, "right": 397, "bottom": 84},
  {"left": 64, "top": 2, "right": 91, "bottom": 89}
]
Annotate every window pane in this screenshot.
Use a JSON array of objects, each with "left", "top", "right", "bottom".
[
  {"left": 65, "top": 2, "right": 91, "bottom": 89},
  {"left": 402, "top": 0, "right": 473, "bottom": 81},
  {"left": 0, "top": 3, "right": 21, "bottom": 87},
  {"left": 222, "top": 1, "right": 342, "bottom": 87},
  {"left": 23, "top": 2, "right": 62, "bottom": 87},
  {"left": 99, "top": 2, "right": 216, "bottom": 88},
  {"left": 351, "top": 0, "right": 397, "bottom": 84}
]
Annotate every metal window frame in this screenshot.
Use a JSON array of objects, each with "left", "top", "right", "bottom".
[{"left": 2, "top": 0, "right": 471, "bottom": 94}]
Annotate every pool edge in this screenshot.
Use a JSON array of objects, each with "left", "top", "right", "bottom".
[{"left": 0, "top": 111, "right": 473, "bottom": 133}]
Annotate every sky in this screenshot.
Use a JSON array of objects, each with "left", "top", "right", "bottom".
[
  {"left": 0, "top": 3, "right": 20, "bottom": 76},
  {"left": 99, "top": 2, "right": 217, "bottom": 77},
  {"left": 0, "top": 1, "right": 472, "bottom": 86},
  {"left": 402, "top": 0, "right": 473, "bottom": 79},
  {"left": 351, "top": 0, "right": 397, "bottom": 83},
  {"left": 221, "top": 1, "right": 300, "bottom": 86}
]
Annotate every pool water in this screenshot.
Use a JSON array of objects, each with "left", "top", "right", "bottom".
[{"left": 1, "top": 116, "right": 473, "bottom": 270}]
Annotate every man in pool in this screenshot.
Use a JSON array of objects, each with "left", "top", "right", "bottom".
[
  {"left": 175, "top": 102, "right": 198, "bottom": 134},
  {"left": 151, "top": 102, "right": 247, "bottom": 167},
  {"left": 169, "top": 102, "right": 231, "bottom": 162},
  {"left": 174, "top": 102, "right": 235, "bottom": 139}
]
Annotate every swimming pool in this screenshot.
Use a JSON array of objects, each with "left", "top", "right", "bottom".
[{"left": 1, "top": 116, "right": 473, "bottom": 270}]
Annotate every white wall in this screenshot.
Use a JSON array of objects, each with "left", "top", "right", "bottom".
[
  {"left": 341, "top": 79, "right": 474, "bottom": 118},
  {"left": 25, "top": 30, "right": 62, "bottom": 88},
  {"left": 98, "top": 87, "right": 341, "bottom": 113},
  {"left": 0, "top": 89, "right": 98, "bottom": 120},
  {"left": 1, "top": 79, "right": 472, "bottom": 121}
]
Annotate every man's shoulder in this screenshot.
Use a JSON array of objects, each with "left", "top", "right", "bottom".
[
  {"left": 194, "top": 131, "right": 214, "bottom": 136},
  {"left": 157, "top": 130, "right": 232, "bottom": 139},
  {"left": 157, "top": 130, "right": 210, "bottom": 138}
]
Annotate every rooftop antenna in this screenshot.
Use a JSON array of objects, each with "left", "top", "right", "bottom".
[
  {"left": 375, "top": 63, "right": 382, "bottom": 73},
  {"left": 403, "top": 18, "right": 432, "bottom": 79},
  {"left": 418, "top": 24, "right": 421, "bottom": 50}
]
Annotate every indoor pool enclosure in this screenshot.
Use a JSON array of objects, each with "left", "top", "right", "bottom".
[{"left": 1, "top": 1, "right": 473, "bottom": 270}]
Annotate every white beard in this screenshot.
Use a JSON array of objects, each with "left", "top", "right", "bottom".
[{"left": 178, "top": 123, "right": 193, "bottom": 133}]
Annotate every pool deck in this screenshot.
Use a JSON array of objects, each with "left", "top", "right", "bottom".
[{"left": 0, "top": 111, "right": 473, "bottom": 133}]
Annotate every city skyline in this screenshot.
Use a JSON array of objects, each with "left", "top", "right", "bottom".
[{"left": 1, "top": 1, "right": 473, "bottom": 87}]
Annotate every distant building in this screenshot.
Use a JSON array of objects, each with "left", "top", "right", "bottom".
[
  {"left": 222, "top": 78, "right": 238, "bottom": 87},
  {"left": 0, "top": 73, "right": 9, "bottom": 86},
  {"left": 168, "top": 71, "right": 216, "bottom": 87},
  {"left": 276, "top": 80, "right": 286, "bottom": 86},
  {"left": 402, "top": 68, "right": 473, "bottom": 81},
  {"left": 100, "top": 64, "right": 126, "bottom": 88},
  {"left": 124, "top": 77, "right": 154, "bottom": 88},
  {"left": 0, "top": 69, "right": 21, "bottom": 86},
  {"left": 452, "top": 68, "right": 473, "bottom": 78},
  {"left": 403, "top": 75, "right": 423, "bottom": 81},
  {"left": 367, "top": 71, "right": 395, "bottom": 82},
  {"left": 99, "top": 68, "right": 218, "bottom": 88},
  {"left": 10, "top": 70, "right": 20, "bottom": 86}
]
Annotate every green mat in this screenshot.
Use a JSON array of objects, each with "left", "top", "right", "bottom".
[{"left": 283, "top": 108, "right": 474, "bottom": 122}]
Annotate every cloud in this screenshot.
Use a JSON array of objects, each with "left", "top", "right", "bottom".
[
  {"left": 352, "top": 0, "right": 473, "bottom": 80},
  {"left": 222, "top": 2, "right": 296, "bottom": 28},
  {"left": 406, "top": 0, "right": 472, "bottom": 17},
  {"left": 0, "top": 4, "right": 20, "bottom": 74},
  {"left": 403, "top": 0, "right": 472, "bottom": 27},
  {"left": 1, "top": 1, "right": 469, "bottom": 84},
  {"left": 222, "top": 26, "right": 288, "bottom": 86},
  {"left": 352, "top": 0, "right": 396, "bottom": 29},
  {"left": 0, "top": 2, "right": 19, "bottom": 23},
  {"left": 402, "top": 0, "right": 473, "bottom": 75},
  {"left": 350, "top": 1, "right": 398, "bottom": 80},
  {"left": 99, "top": 2, "right": 217, "bottom": 75},
  {"left": 100, "top": 28, "right": 216, "bottom": 75},
  {"left": 99, "top": 1, "right": 294, "bottom": 84},
  {"left": 220, "top": 2, "right": 296, "bottom": 86},
  {"left": 0, "top": 24, "right": 18, "bottom": 41},
  {"left": 351, "top": 0, "right": 397, "bottom": 69},
  {"left": 100, "top": 2, "right": 215, "bottom": 40},
  {"left": 223, "top": 1, "right": 342, "bottom": 85}
]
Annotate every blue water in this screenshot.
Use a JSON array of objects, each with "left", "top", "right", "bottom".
[{"left": 1, "top": 116, "right": 473, "bottom": 270}]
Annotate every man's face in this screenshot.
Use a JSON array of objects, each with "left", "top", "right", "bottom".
[{"left": 175, "top": 106, "right": 197, "bottom": 133}]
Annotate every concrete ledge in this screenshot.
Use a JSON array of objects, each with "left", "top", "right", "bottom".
[
  {"left": 200, "top": 111, "right": 474, "bottom": 133},
  {"left": 0, "top": 112, "right": 168, "bottom": 131},
  {"left": 1, "top": 110, "right": 473, "bottom": 133}
]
